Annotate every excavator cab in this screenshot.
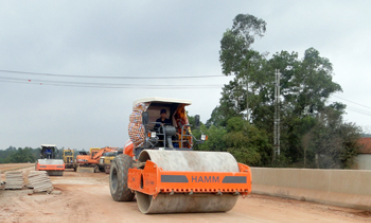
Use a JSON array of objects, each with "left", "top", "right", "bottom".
[{"left": 90, "top": 148, "right": 100, "bottom": 158}]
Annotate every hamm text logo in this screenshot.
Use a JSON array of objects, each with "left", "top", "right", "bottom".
[{"left": 191, "top": 176, "right": 219, "bottom": 183}]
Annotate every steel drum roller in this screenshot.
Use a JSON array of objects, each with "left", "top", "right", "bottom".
[{"left": 136, "top": 150, "right": 240, "bottom": 214}]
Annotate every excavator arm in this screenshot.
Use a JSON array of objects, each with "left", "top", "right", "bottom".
[{"left": 92, "top": 147, "right": 118, "bottom": 160}]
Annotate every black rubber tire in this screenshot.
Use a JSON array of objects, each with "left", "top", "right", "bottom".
[
  {"left": 109, "top": 154, "right": 135, "bottom": 201},
  {"left": 105, "top": 165, "right": 110, "bottom": 174},
  {"left": 93, "top": 165, "right": 100, "bottom": 173}
]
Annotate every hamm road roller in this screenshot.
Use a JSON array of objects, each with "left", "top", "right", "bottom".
[
  {"left": 35, "top": 144, "right": 65, "bottom": 176},
  {"left": 109, "top": 97, "right": 252, "bottom": 214}
]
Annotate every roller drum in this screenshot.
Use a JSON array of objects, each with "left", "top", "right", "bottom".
[
  {"left": 138, "top": 150, "right": 239, "bottom": 172},
  {"left": 136, "top": 192, "right": 238, "bottom": 214},
  {"left": 136, "top": 150, "right": 240, "bottom": 214}
]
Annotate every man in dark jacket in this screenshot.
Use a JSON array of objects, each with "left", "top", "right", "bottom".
[{"left": 155, "top": 109, "right": 172, "bottom": 128}]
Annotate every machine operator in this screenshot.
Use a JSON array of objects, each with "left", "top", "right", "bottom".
[{"left": 154, "top": 109, "right": 172, "bottom": 128}]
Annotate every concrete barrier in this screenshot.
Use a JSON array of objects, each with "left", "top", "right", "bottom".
[
  {"left": 76, "top": 166, "right": 94, "bottom": 173},
  {"left": 251, "top": 168, "right": 371, "bottom": 210}
]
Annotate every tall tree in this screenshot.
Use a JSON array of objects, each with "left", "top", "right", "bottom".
[
  {"left": 206, "top": 13, "right": 360, "bottom": 168},
  {"left": 219, "top": 14, "right": 267, "bottom": 121},
  {"left": 302, "top": 103, "right": 360, "bottom": 168}
]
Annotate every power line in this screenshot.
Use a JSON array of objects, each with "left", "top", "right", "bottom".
[
  {"left": 0, "top": 76, "right": 223, "bottom": 87},
  {"left": 344, "top": 107, "right": 371, "bottom": 118},
  {"left": 0, "top": 80, "right": 223, "bottom": 89},
  {"left": 0, "top": 69, "right": 226, "bottom": 80},
  {"left": 333, "top": 95, "right": 371, "bottom": 111},
  {"left": 328, "top": 100, "right": 371, "bottom": 118}
]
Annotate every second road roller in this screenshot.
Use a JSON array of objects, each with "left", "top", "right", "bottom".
[{"left": 109, "top": 97, "right": 252, "bottom": 214}]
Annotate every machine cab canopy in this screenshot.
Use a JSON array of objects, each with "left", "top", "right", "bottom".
[
  {"left": 63, "top": 149, "right": 73, "bottom": 156},
  {"left": 40, "top": 144, "right": 57, "bottom": 159},
  {"left": 89, "top": 148, "right": 101, "bottom": 157},
  {"left": 128, "top": 97, "right": 196, "bottom": 150},
  {"left": 135, "top": 97, "right": 192, "bottom": 130},
  {"left": 133, "top": 97, "right": 192, "bottom": 107}
]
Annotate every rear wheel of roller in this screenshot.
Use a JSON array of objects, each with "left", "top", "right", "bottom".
[
  {"left": 136, "top": 192, "right": 238, "bottom": 214},
  {"left": 109, "top": 154, "right": 135, "bottom": 201},
  {"left": 47, "top": 171, "right": 64, "bottom": 176}
]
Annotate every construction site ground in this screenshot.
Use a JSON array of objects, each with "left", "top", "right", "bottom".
[
  {"left": 0, "top": 163, "right": 34, "bottom": 173},
  {"left": 0, "top": 163, "right": 370, "bottom": 223}
]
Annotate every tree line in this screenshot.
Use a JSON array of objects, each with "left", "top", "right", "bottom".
[
  {"left": 190, "top": 14, "right": 361, "bottom": 169},
  {"left": 0, "top": 146, "right": 38, "bottom": 163},
  {"left": 0, "top": 146, "right": 79, "bottom": 164}
]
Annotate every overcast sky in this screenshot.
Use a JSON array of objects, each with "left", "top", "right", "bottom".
[{"left": 1, "top": 0, "right": 371, "bottom": 149}]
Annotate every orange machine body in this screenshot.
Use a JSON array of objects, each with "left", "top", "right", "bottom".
[
  {"left": 124, "top": 140, "right": 135, "bottom": 158},
  {"left": 76, "top": 147, "right": 118, "bottom": 165},
  {"left": 128, "top": 161, "right": 252, "bottom": 198},
  {"left": 36, "top": 162, "right": 65, "bottom": 171}
]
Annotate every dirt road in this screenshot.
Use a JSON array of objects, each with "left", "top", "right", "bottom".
[
  {"left": 0, "top": 163, "right": 34, "bottom": 172},
  {"left": 0, "top": 168, "right": 370, "bottom": 223}
]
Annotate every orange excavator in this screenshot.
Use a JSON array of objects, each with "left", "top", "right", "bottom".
[
  {"left": 109, "top": 97, "right": 252, "bottom": 214},
  {"left": 73, "top": 146, "right": 118, "bottom": 173}
]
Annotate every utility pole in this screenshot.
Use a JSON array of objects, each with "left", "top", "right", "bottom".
[
  {"left": 246, "top": 75, "right": 249, "bottom": 122},
  {"left": 273, "top": 69, "right": 281, "bottom": 162}
]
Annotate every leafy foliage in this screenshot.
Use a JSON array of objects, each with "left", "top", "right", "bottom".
[
  {"left": 0, "top": 147, "right": 37, "bottom": 163},
  {"left": 223, "top": 117, "right": 270, "bottom": 166},
  {"left": 0, "top": 146, "right": 67, "bottom": 163},
  {"left": 203, "top": 13, "right": 361, "bottom": 169},
  {"left": 302, "top": 104, "right": 361, "bottom": 168}
]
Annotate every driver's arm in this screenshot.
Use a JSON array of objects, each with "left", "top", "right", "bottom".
[{"left": 164, "top": 118, "right": 172, "bottom": 126}]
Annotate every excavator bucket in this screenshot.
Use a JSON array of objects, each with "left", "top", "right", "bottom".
[{"left": 128, "top": 150, "right": 252, "bottom": 214}]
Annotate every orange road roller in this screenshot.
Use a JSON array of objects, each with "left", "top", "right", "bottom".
[
  {"left": 109, "top": 97, "right": 252, "bottom": 214},
  {"left": 35, "top": 144, "right": 65, "bottom": 176}
]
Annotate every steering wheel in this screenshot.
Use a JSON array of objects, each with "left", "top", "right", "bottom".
[{"left": 154, "top": 123, "right": 172, "bottom": 134}]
